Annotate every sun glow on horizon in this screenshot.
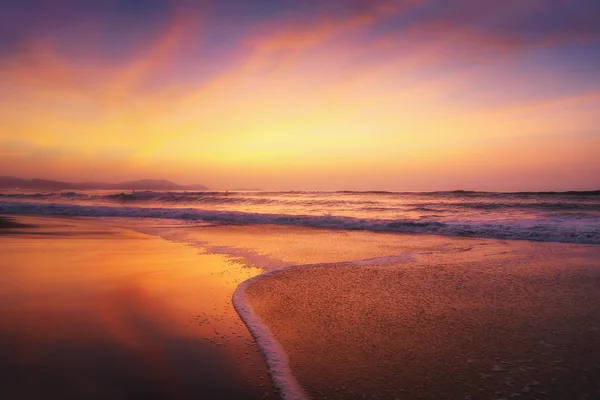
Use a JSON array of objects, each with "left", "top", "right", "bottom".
[{"left": 1, "top": 0, "right": 599, "bottom": 191}]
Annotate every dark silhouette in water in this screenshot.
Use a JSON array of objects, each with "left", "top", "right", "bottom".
[{"left": 0, "top": 216, "right": 33, "bottom": 229}]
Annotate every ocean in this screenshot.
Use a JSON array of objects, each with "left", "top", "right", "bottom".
[{"left": 1, "top": 189, "right": 599, "bottom": 244}]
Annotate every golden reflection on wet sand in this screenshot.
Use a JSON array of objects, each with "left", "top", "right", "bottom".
[
  {"left": 5, "top": 216, "right": 600, "bottom": 400},
  {"left": 157, "top": 223, "right": 465, "bottom": 268},
  {"left": 0, "top": 216, "right": 278, "bottom": 399}
]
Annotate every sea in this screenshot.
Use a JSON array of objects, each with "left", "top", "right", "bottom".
[{"left": 1, "top": 189, "right": 599, "bottom": 244}]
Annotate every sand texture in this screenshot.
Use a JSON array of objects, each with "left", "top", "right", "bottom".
[
  {"left": 244, "top": 241, "right": 600, "bottom": 400},
  {"left": 4, "top": 215, "right": 600, "bottom": 400}
]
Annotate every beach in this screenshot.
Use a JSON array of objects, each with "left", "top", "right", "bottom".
[
  {"left": 0, "top": 215, "right": 278, "bottom": 400},
  {"left": 4, "top": 0, "right": 599, "bottom": 397},
  {"left": 242, "top": 239, "right": 600, "bottom": 400},
  {"left": 1, "top": 214, "right": 600, "bottom": 399}
]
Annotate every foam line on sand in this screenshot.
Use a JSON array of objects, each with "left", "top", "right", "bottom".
[
  {"left": 233, "top": 269, "right": 310, "bottom": 400},
  {"left": 232, "top": 253, "right": 420, "bottom": 400}
]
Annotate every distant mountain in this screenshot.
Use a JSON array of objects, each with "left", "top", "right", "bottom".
[
  {"left": 0, "top": 177, "right": 72, "bottom": 190},
  {"left": 0, "top": 177, "right": 208, "bottom": 190},
  {"left": 80, "top": 179, "right": 185, "bottom": 190}
]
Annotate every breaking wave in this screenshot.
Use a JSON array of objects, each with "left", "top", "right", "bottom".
[{"left": 1, "top": 200, "right": 598, "bottom": 244}]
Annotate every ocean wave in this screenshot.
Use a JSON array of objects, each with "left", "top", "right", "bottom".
[
  {"left": 0, "top": 193, "right": 55, "bottom": 199},
  {"left": 513, "top": 190, "right": 600, "bottom": 196},
  {"left": 405, "top": 206, "right": 446, "bottom": 213},
  {"left": 424, "top": 190, "right": 600, "bottom": 197},
  {"left": 442, "top": 202, "right": 600, "bottom": 212},
  {"left": 4, "top": 190, "right": 599, "bottom": 214},
  {"left": 1, "top": 200, "right": 599, "bottom": 244}
]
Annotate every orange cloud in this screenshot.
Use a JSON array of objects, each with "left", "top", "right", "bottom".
[
  {"left": 491, "top": 90, "right": 600, "bottom": 116},
  {"left": 0, "top": 38, "right": 92, "bottom": 101},
  {"left": 1, "top": 0, "right": 598, "bottom": 190},
  {"left": 102, "top": 10, "right": 197, "bottom": 103}
]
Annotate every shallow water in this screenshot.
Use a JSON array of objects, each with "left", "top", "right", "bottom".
[
  {"left": 1, "top": 190, "right": 599, "bottom": 244},
  {"left": 2, "top": 215, "right": 600, "bottom": 400},
  {"left": 0, "top": 217, "right": 278, "bottom": 400}
]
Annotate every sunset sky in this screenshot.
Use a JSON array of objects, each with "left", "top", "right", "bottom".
[{"left": 1, "top": 0, "right": 599, "bottom": 191}]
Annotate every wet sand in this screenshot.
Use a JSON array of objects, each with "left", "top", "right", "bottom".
[
  {"left": 4, "top": 216, "right": 600, "bottom": 399},
  {"left": 0, "top": 215, "right": 34, "bottom": 230},
  {"left": 0, "top": 215, "right": 279, "bottom": 400},
  {"left": 243, "top": 240, "right": 600, "bottom": 400}
]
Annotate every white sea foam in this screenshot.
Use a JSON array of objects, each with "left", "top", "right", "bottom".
[
  {"left": 232, "top": 251, "right": 420, "bottom": 400},
  {"left": 1, "top": 200, "right": 599, "bottom": 244},
  {"left": 0, "top": 201, "right": 600, "bottom": 244},
  {"left": 233, "top": 275, "right": 310, "bottom": 400}
]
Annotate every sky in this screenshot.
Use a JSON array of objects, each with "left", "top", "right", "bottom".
[{"left": 1, "top": 0, "right": 599, "bottom": 191}]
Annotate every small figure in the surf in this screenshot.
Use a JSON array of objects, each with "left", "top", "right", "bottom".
[{"left": 225, "top": 190, "right": 229, "bottom": 196}]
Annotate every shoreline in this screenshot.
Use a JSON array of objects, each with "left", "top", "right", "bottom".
[
  {"left": 234, "top": 242, "right": 600, "bottom": 400},
  {"left": 231, "top": 253, "right": 438, "bottom": 400},
  {"left": 0, "top": 215, "right": 280, "bottom": 400},
  {"left": 3, "top": 214, "right": 600, "bottom": 399},
  {"left": 234, "top": 273, "right": 310, "bottom": 400}
]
